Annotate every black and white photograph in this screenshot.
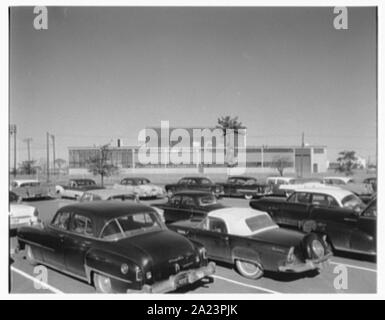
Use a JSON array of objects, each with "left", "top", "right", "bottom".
[{"left": 5, "top": 3, "right": 381, "bottom": 298}]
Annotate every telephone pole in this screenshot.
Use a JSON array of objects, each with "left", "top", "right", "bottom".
[
  {"left": 9, "top": 125, "right": 17, "bottom": 177},
  {"left": 300, "top": 132, "right": 304, "bottom": 178},
  {"left": 51, "top": 134, "right": 56, "bottom": 175},
  {"left": 46, "top": 132, "right": 50, "bottom": 182},
  {"left": 23, "top": 138, "right": 32, "bottom": 162}
]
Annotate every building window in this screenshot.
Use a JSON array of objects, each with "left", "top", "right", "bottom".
[{"left": 314, "top": 148, "right": 324, "bottom": 154}]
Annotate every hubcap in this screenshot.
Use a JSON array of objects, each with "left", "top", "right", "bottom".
[{"left": 97, "top": 275, "right": 112, "bottom": 293}]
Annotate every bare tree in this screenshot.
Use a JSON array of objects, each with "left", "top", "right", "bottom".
[
  {"left": 273, "top": 156, "right": 292, "bottom": 176},
  {"left": 87, "top": 144, "right": 118, "bottom": 186}
]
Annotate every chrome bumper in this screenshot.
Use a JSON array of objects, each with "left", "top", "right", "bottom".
[
  {"left": 134, "top": 262, "right": 216, "bottom": 293},
  {"left": 278, "top": 253, "right": 332, "bottom": 273}
]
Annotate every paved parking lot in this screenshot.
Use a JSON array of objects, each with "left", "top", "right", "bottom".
[{"left": 9, "top": 197, "right": 376, "bottom": 294}]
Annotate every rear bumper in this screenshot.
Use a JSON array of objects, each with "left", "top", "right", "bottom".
[
  {"left": 10, "top": 218, "right": 39, "bottom": 231},
  {"left": 133, "top": 262, "right": 216, "bottom": 293},
  {"left": 278, "top": 252, "right": 332, "bottom": 273}
]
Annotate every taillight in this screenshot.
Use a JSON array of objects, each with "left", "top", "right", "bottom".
[
  {"left": 33, "top": 209, "right": 39, "bottom": 217},
  {"left": 135, "top": 266, "right": 143, "bottom": 282}
]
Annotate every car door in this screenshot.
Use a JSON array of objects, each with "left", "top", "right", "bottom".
[
  {"left": 350, "top": 201, "right": 376, "bottom": 253},
  {"left": 63, "top": 213, "right": 95, "bottom": 277},
  {"left": 163, "top": 195, "right": 183, "bottom": 223},
  {"left": 189, "top": 217, "right": 231, "bottom": 262},
  {"left": 42, "top": 211, "right": 70, "bottom": 268},
  {"left": 276, "top": 192, "right": 311, "bottom": 227}
]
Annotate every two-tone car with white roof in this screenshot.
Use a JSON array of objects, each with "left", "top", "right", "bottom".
[
  {"left": 10, "top": 179, "right": 52, "bottom": 200},
  {"left": 322, "top": 176, "right": 374, "bottom": 200},
  {"left": 169, "top": 207, "right": 331, "bottom": 279},
  {"left": 9, "top": 191, "right": 39, "bottom": 235}
]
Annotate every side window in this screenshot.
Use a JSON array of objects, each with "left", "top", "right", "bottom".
[
  {"left": 228, "top": 178, "right": 237, "bottom": 184},
  {"left": 326, "top": 195, "right": 339, "bottom": 208},
  {"left": 295, "top": 192, "right": 311, "bottom": 204},
  {"left": 51, "top": 212, "right": 71, "bottom": 230},
  {"left": 170, "top": 195, "right": 182, "bottom": 206},
  {"left": 312, "top": 194, "right": 329, "bottom": 206},
  {"left": 181, "top": 196, "right": 196, "bottom": 208},
  {"left": 178, "top": 179, "right": 187, "bottom": 184},
  {"left": 208, "top": 218, "right": 227, "bottom": 233},
  {"left": 69, "top": 214, "right": 94, "bottom": 237},
  {"left": 81, "top": 193, "right": 93, "bottom": 202}
]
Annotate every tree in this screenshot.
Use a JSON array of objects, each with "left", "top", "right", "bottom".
[
  {"left": 18, "top": 160, "right": 37, "bottom": 175},
  {"left": 336, "top": 151, "right": 358, "bottom": 176},
  {"left": 216, "top": 116, "right": 246, "bottom": 166},
  {"left": 54, "top": 158, "right": 67, "bottom": 170},
  {"left": 87, "top": 144, "right": 118, "bottom": 186},
  {"left": 273, "top": 156, "right": 292, "bottom": 176}
]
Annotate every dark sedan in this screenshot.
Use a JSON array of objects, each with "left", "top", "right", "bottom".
[
  {"left": 153, "top": 191, "right": 226, "bottom": 224},
  {"left": 16, "top": 202, "right": 215, "bottom": 293},
  {"left": 251, "top": 190, "right": 375, "bottom": 256},
  {"left": 169, "top": 207, "right": 331, "bottom": 280},
  {"left": 165, "top": 177, "right": 224, "bottom": 198},
  {"left": 218, "top": 176, "right": 271, "bottom": 199}
]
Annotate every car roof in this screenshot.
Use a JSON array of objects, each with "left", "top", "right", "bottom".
[
  {"left": 323, "top": 176, "right": 352, "bottom": 182},
  {"left": 292, "top": 187, "right": 354, "bottom": 199},
  {"left": 209, "top": 207, "right": 267, "bottom": 222},
  {"left": 83, "top": 188, "right": 135, "bottom": 199},
  {"left": 180, "top": 176, "right": 212, "bottom": 180},
  {"left": 70, "top": 178, "right": 95, "bottom": 182},
  {"left": 173, "top": 190, "right": 214, "bottom": 197},
  {"left": 122, "top": 177, "right": 150, "bottom": 180},
  {"left": 58, "top": 201, "right": 155, "bottom": 220}
]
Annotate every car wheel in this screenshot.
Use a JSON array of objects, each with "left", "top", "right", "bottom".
[
  {"left": 25, "top": 245, "right": 37, "bottom": 265},
  {"left": 244, "top": 194, "right": 253, "bottom": 200},
  {"left": 94, "top": 273, "right": 113, "bottom": 293},
  {"left": 235, "top": 260, "right": 264, "bottom": 280},
  {"left": 304, "top": 233, "right": 326, "bottom": 260}
]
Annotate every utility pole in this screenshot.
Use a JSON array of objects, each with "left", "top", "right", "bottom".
[
  {"left": 9, "top": 125, "right": 17, "bottom": 177},
  {"left": 46, "top": 132, "right": 50, "bottom": 182},
  {"left": 51, "top": 134, "right": 56, "bottom": 176},
  {"left": 300, "top": 132, "right": 304, "bottom": 178},
  {"left": 23, "top": 138, "right": 32, "bottom": 162}
]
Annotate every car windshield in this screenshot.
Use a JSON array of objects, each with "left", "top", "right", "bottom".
[
  {"left": 245, "top": 214, "right": 277, "bottom": 233},
  {"left": 101, "top": 212, "right": 163, "bottom": 240},
  {"left": 341, "top": 194, "right": 363, "bottom": 209},
  {"left": 198, "top": 195, "right": 217, "bottom": 206}
]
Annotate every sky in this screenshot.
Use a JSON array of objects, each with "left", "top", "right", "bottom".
[{"left": 10, "top": 7, "right": 377, "bottom": 165}]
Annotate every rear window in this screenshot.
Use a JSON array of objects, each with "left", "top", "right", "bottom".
[
  {"left": 341, "top": 194, "right": 363, "bottom": 208},
  {"left": 198, "top": 195, "right": 217, "bottom": 206},
  {"left": 245, "top": 214, "right": 276, "bottom": 233}
]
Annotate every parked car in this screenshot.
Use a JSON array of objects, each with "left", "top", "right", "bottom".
[
  {"left": 169, "top": 207, "right": 331, "bottom": 279},
  {"left": 10, "top": 179, "right": 52, "bottom": 200},
  {"left": 113, "top": 177, "right": 165, "bottom": 199},
  {"left": 16, "top": 201, "right": 215, "bottom": 293},
  {"left": 322, "top": 176, "right": 374, "bottom": 198},
  {"left": 165, "top": 177, "right": 224, "bottom": 198},
  {"left": 153, "top": 191, "right": 226, "bottom": 224},
  {"left": 9, "top": 191, "right": 39, "bottom": 234},
  {"left": 265, "top": 176, "right": 297, "bottom": 196},
  {"left": 250, "top": 189, "right": 375, "bottom": 255},
  {"left": 79, "top": 189, "right": 138, "bottom": 202},
  {"left": 363, "top": 177, "right": 377, "bottom": 193},
  {"left": 218, "top": 176, "right": 271, "bottom": 200},
  {"left": 56, "top": 179, "right": 104, "bottom": 199},
  {"left": 250, "top": 188, "right": 365, "bottom": 228}
]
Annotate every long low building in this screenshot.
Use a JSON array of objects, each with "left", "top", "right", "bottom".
[{"left": 68, "top": 144, "right": 327, "bottom": 176}]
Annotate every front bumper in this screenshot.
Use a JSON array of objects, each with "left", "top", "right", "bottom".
[
  {"left": 278, "top": 252, "right": 332, "bottom": 273},
  {"left": 134, "top": 262, "right": 216, "bottom": 293},
  {"left": 10, "top": 218, "right": 39, "bottom": 231}
]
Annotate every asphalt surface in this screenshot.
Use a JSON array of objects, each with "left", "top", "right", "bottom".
[{"left": 9, "top": 197, "right": 377, "bottom": 294}]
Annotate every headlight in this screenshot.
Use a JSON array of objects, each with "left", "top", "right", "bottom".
[
  {"left": 146, "top": 271, "right": 152, "bottom": 280},
  {"left": 198, "top": 247, "right": 207, "bottom": 260},
  {"left": 121, "top": 263, "right": 129, "bottom": 275}
]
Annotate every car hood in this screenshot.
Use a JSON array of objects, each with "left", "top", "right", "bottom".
[
  {"left": 115, "top": 229, "right": 196, "bottom": 266},
  {"left": 10, "top": 204, "right": 35, "bottom": 217},
  {"left": 250, "top": 227, "right": 305, "bottom": 248}
]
